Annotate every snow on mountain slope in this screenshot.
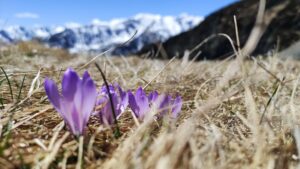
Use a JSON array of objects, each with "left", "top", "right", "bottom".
[{"left": 0, "top": 13, "right": 203, "bottom": 55}]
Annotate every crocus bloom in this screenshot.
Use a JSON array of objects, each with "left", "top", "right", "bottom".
[
  {"left": 95, "top": 83, "right": 128, "bottom": 125},
  {"left": 44, "top": 68, "right": 97, "bottom": 136},
  {"left": 128, "top": 87, "right": 182, "bottom": 121}
]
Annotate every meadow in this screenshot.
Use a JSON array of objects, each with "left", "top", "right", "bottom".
[{"left": 0, "top": 43, "right": 300, "bottom": 169}]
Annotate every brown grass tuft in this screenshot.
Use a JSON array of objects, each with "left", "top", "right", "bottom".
[{"left": 1, "top": 47, "right": 300, "bottom": 168}]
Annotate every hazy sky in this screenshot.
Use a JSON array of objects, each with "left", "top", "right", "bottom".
[{"left": 0, "top": 0, "right": 237, "bottom": 27}]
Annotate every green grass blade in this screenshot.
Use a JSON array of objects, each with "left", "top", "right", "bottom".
[
  {"left": 0, "top": 97, "right": 4, "bottom": 109},
  {"left": 0, "top": 78, "right": 5, "bottom": 86},
  {"left": 17, "top": 75, "right": 26, "bottom": 102},
  {"left": 0, "top": 67, "right": 14, "bottom": 101},
  {"left": 259, "top": 78, "right": 283, "bottom": 124},
  {"left": 0, "top": 78, "right": 5, "bottom": 109}
]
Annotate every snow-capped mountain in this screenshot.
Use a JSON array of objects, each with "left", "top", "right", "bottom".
[{"left": 0, "top": 13, "right": 203, "bottom": 55}]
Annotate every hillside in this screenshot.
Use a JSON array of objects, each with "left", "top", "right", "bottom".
[
  {"left": 1, "top": 44, "right": 300, "bottom": 168},
  {"left": 139, "top": 0, "right": 300, "bottom": 59}
]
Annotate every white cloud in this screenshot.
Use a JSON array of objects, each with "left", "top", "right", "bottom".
[
  {"left": 15, "top": 12, "right": 39, "bottom": 19},
  {"left": 91, "top": 18, "right": 125, "bottom": 26},
  {"left": 65, "top": 22, "right": 81, "bottom": 28},
  {"left": 91, "top": 18, "right": 107, "bottom": 25}
]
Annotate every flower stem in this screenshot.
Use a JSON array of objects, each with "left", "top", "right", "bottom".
[{"left": 95, "top": 63, "right": 121, "bottom": 138}]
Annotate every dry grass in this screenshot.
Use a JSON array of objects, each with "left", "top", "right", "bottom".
[{"left": 1, "top": 46, "right": 300, "bottom": 169}]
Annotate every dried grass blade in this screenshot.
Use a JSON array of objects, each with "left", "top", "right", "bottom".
[{"left": 27, "top": 69, "right": 41, "bottom": 98}]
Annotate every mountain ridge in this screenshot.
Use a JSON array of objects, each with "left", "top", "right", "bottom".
[
  {"left": 0, "top": 13, "right": 203, "bottom": 55},
  {"left": 138, "top": 0, "right": 300, "bottom": 59}
]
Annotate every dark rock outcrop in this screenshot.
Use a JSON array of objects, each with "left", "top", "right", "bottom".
[
  {"left": 48, "top": 29, "right": 77, "bottom": 49},
  {"left": 139, "top": 0, "right": 300, "bottom": 60}
]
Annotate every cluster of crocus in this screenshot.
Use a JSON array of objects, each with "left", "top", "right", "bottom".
[
  {"left": 128, "top": 87, "right": 182, "bottom": 121},
  {"left": 44, "top": 68, "right": 182, "bottom": 136}
]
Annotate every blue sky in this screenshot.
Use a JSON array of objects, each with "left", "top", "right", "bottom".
[{"left": 0, "top": 0, "right": 237, "bottom": 27}]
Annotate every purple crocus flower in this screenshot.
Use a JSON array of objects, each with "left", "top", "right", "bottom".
[
  {"left": 128, "top": 87, "right": 182, "bottom": 121},
  {"left": 128, "top": 87, "right": 150, "bottom": 120},
  {"left": 171, "top": 95, "right": 182, "bottom": 118},
  {"left": 95, "top": 83, "right": 128, "bottom": 125},
  {"left": 44, "top": 68, "right": 97, "bottom": 136}
]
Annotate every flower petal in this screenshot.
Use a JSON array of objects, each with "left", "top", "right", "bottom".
[
  {"left": 171, "top": 96, "right": 182, "bottom": 118},
  {"left": 59, "top": 99, "right": 77, "bottom": 134},
  {"left": 101, "top": 84, "right": 115, "bottom": 95},
  {"left": 82, "top": 71, "right": 90, "bottom": 83},
  {"left": 44, "top": 78, "right": 61, "bottom": 111},
  {"left": 99, "top": 93, "right": 119, "bottom": 125},
  {"left": 70, "top": 104, "right": 81, "bottom": 135},
  {"left": 158, "top": 94, "right": 171, "bottom": 116},
  {"left": 80, "top": 77, "right": 97, "bottom": 130},
  {"left": 96, "top": 95, "right": 108, "bottom": 106},
  {"left": 148, "top": 91, "right": 159, "bottom": 103},
  {"left": 128, "top": 90, "right": 140, "bottom": 118},
  {"left": 134, "top": 87, "right": 150, "bottom": 119},
  {"left": 116, "top": 84, "right": 128, "bottom": 113},
  {"left": 100, "top": 106, "right": 113, "bottom": 125},
  {"left": 62, "top": 68, "right": 80, "bottom": 101},
  {"left": 119, "top": 93, "right": 128, "bottom": 114}
]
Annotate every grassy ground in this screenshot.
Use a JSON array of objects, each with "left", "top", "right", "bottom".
[{"left": 1, "top": 44, "right": 300, "bottom": 168}]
